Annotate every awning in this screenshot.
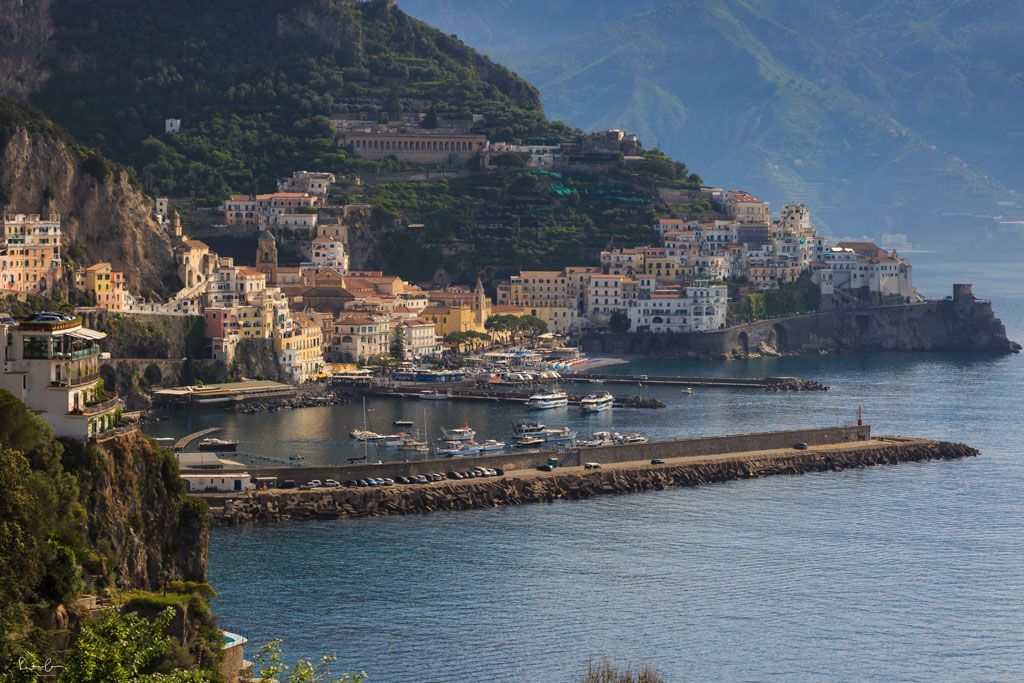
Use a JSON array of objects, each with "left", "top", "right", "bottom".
[{"left": 66, "top": 328, "right": 107, "bottom": 341}]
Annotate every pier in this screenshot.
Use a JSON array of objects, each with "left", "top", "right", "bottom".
[
  {"left": 207, "top": 429, "right": 979, "bottom": 525},
  {"left": 561, "top": 374, "right": 829, "bottom": 391},
  {"left": 347, "top": 386, "right": 665, "bottom": 408},
  {"left": 174, "top": 427, "right": 221, "bottom": 451}
]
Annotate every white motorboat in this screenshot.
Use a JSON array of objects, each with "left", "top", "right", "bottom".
[
  {"left": 437, "top": 440, "right": 482, "bottom": 457},
  {"left": 441, "top": 425, "right": 476, "bottom": 441},
  {"left": 398, "top": 439, "right": 428, "bottom": 452},
  {"left": 349, "top": 429, "right": 382, "bottom": 441},
  {"left": 542, "top": 426, "right": 577, "bottom": 443},
  {"left": 580, "top": 392, "right": 614, "bottom": 413},
  {"left": 620, "top": 433, "right": 648, "bottom": 444},
  {"left": 478, "top": 439, "right": 506, "bottom": 452},
  {"left": 419, "top": 390, "right": 450, "bottom": 400},
  {"left": 526, "top": 391, "right": 569, "bottom": 410},
  {"left": 680, "top": 387, "right": 694, "bottom": 395},
  {"left": 513, "top": 436, "right": 546, "bottom": 448},
  {"left": 581, "top": 431, "right": 616, "bottom": 448}
]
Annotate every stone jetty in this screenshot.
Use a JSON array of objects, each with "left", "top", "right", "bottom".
[{"left": 209, "top": 439, "right": 977, "bottom": 526}]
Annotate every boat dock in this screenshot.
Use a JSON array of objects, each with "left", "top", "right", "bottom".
[
  {"left": 352, "top": 387, "right": 665, "bottom": 408},
  {"left": 561, "top": 374, "right": 828, "bottom": 391},
  {"left": 174, "top": 427, "right": 221, "bottom": 451}
]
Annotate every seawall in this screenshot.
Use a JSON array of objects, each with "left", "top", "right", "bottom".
[
  {"left": 209, "top": 438, "right": 978, "bottom": 526},
  {"left": 238, "top": 426, "right": 872, "bottom": 486},
  {"left": 581, "top": 292, "right": 1020, "bottom": 359}
]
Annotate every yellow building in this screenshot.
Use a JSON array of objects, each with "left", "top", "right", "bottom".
[
  {"left": 422, "top": 304, "right": 478, "bottom": 336},
  {"left": 274, "top": 314, "right": 324, "bottom": 383},
  {"left": 643, "top": 256, "right": 682, "bottom": 282},
  {"left": 83, "top": 262, "right": 128, "bottom": 310}
]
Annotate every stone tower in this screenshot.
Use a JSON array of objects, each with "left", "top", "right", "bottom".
[
  {"left": 256, "top": 230, "right": 279, "bottom": 284},
  {"left": 473, "top": 275, "right": 487, "bottom": 326}
]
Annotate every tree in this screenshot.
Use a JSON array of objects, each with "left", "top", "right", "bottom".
[
  {"left": 609, "top": 310, "right": 631, "bottom": 333},
  {"left": 254, "top": 639, "right": 365, "bottom": 683},
  {"left": 59, "top": 607, "right": 177, "bottom": 682},
  {"left": 390, "top": 328, "right": 406, "bottom": 360}
]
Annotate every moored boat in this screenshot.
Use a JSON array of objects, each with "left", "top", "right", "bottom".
[
  {"left": 197, "top": 438, "right": 238, "bottom": 452},
  {"left": 526, "top": 391, "right": 569, "bottom": 410},
  {"left": 393, "top": 419, "right": 415, "bottom": 427},
  {"left": 513, "top": 422, "right": 547, "bottom": 437},
  {"left": 436, "top": 440, "right": 482, "bottom": 457},
  {"left": 513, "top": 436, "right": 546, "bottom": 448},
  {"left": 542, "top": 426, "right": 577, "bottom": 443},
  {"left": 620, "top": 433, "right": 648, "bottom": 444},
  {"left": 478, "top": 439, "right": 506, "bottom": 452},
  {"left": 441, "top": 425, "right": 476, "bottom": 441},
  {"left": 580, "top": 392, "right": 614, "bottom": 413},
  {"left": 419, "top": 389, "right": 450, "bottom": 400},
  {"left": 349, "top": 429, "right": 382, "bottom": 441}
]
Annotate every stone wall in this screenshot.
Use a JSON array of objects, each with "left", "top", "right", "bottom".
[
  {"left": 211, "top": 439, "right": 977, "bottom": 525},
  {"left": 237, "top": 426, "right": 870, "bottom": 487},
  {"left": 582, "top": 292, "right": 1020, "bottom": 360}
]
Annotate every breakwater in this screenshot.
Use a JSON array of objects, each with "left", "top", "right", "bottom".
[
  {"left": 561, "top": 374, "right": 828, "bottom": 391},
  {"left": 351, "top": 386, "right": 665, "bottom": 408},
  {"left": 209, "top": 438, "right": 978, "bottom": 526}
]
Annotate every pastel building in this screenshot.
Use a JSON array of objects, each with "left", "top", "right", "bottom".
[
  {"left": 0, "top": 214, "right": 63, "bottom": 295},
  {"left": 0, "top": 316, "right": 120, "bottom": 439},
  {"left": 82, "top": 263, "right": 128, "bottom": 310}
]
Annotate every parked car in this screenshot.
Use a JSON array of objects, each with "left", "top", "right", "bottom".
[
  {"left": 537, "top": 464, "right": 554, "bottom": 472},
  {"left": 650, "top": 459, "right": 665, "bottom": 465},
  {"left": 307, "top": 479, "right": 323, "bottom": 488},
  {"left": 448, "top": 471, "right": 464, "bottom": 480},
  {"left": 413, "top": 475, "right": 429, "bottom": 484},
  {"left": 584, "top": 462, "right": 602, "bottom": 470},
  {"left": 365, "top": 478, "right": 379, "bottom": 486},
  {"left": 324, "top": 479, "right": 340, "bottom": 488},
  {"left": 357, "top": 479, "right": 369, "bottom": 487},
  {"left": 493, "top": 468, "right": 504, "bottom": 476},
  {"left": 429, "top": 473, "right": 445, "bottom": 482},
  {"left": 396, "top": 476, "right": 410, "bottom": 484},
  {"left": 380, "top": 478, "right": 394, "bottom": 486},
  {"left": 344, "top": 480, "right": 357, "bottom": 487},
  {"left": 279, "top": 480, "right": 297, "bottom": 489},
  {"left": 793, "top": 442, "right": 809, "bottom": 450}
]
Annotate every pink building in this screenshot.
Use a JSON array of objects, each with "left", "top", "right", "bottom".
[{"left": 1, "top": 214, "right": 63, "bottom": 295}]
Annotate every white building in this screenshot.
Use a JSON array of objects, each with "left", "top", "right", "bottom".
[
  {"left": 165, "top": 118, "right": 181, "bottom": 134},
  {"left": 395, "top": 318, "right": 442, "bottom": 360},
  {"left": 627, "top": 283, "right": 728, "bottom": 333},
  {"left": 278, "top": 171, "right": 336, "bottom": 196},
  {"left": 180, "top": 473, "right": 252, "bottom": 493},
  {"left": 0, "top": 316, "right": 120, "bottom": 439},
  {"left": 308, "top": 236, "right": 349, "bottom": 272}
]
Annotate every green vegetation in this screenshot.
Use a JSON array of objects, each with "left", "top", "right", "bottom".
[
  {"left": 578, "top": 659, "right": 666, "bottom": 683},
  {"left": 255, "top": 639, "right": 365, "bottom": 683},
  {"left": 364, "top": 170, "right": 658, "bottom": 281},
  {"left": 728, "top": 275, "right": 822, "bottom": 324},
  {"left": 33, "top": 0, "right": 569, "bottom": 201},
  {"left": 608, "top": 310, "right": 631, "bottom": 333},
  {"left": 484, "top": 314, "right": 548, "bottom": 342}
]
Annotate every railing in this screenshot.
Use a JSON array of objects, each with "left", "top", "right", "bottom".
[
  {"left": 50, "top": 372, "right": 100, "bottom": 388},
  {"left": 73, "top": 395, "right": 120, "bottom": 416}
]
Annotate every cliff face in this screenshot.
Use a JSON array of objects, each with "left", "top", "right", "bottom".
[
  {"left": 0, "top": 122, "right": 175, "bottom": 295},
  {"left": 64, "top": 432, "right": 208, "bottom": 589},
  {"left": 0, "top": 0, "right": 54, "bottom": 99}
]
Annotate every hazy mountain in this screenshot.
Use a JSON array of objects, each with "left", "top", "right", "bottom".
[{"left": 403, "top": 0, "right": 1024, "bottom": 250}]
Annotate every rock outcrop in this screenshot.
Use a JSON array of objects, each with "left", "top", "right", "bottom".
[
  {"left": 64, "top": 431, "right": 208, "bottom": 588},
  {"left": 0, "top": 112, "right": 176, "bottom": 295},
  {"left": 210, "top": 440, "right": 978, "bottom": 526}
]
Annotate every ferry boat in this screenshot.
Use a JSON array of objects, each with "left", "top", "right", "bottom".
[
  {"left": 526, "top": 391, "right": 569, "bottom": 410},
  {"left": 478, "top": 439, "right": 506, "bottom": 452},
  {"left": 197, "top": 438, "right": 238, "bottom": 452},
  {"left": 441, "top": 425, "right": 476, "bottom": 441},
  {"left": 513, "top": 422, "right": 547, "bottom": 437},
  {"left": 418, "top": 389, "right": 450, "bottom": 400},
  {"left": 580, "top": 392, "right": 614, "bottom": 413}
]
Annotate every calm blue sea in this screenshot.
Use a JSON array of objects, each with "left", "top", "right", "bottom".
[{"left": 193, "top": 256, "right": 1024, "bottom": 682}]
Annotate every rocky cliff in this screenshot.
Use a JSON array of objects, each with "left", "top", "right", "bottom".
[
  {"left": 0, "top": 102, "right": 176, "bottom": 295},
  {"left": 63, "top": 432, "right": 208, "bottom": 588}
]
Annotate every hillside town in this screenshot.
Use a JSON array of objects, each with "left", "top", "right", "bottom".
[{"left": 1, "top": 123, "right": 917, "bottom": 392}]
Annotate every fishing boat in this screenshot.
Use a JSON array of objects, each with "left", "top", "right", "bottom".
[
  {"left": 620, "top": 433, "right": 648, "bottom": 444},
  {"left": 418, "top": 389, "right": 450, "bottom": 400},
  {"left": 526, "top": 391, "right": 569, "bottom": 410},
  {"left": 393, "top": 419, "right": 416, "bottom": 427},
  {"left": 197, "top": 438, "right": 238, "bottom": 452},
  {"left": 398, "top": 439, "right": 429, "bottom": 452},
  {"left": 441, "top": 425, "right": 476, "bottom": 441},
  {"left": 580, "top": 392, "right": 614, "bottom": 413},
  {"left": 478, "top": 439, "right": 506, "bottom": 452},
  {"left": 542, "top": 426, "right": 577, "bottom": 443},
  {"left": 349, "top": 429, "right": 382, "bottom": 441},
  {"left": 513, "top": 436, "right": 546, "bottom": 448}
]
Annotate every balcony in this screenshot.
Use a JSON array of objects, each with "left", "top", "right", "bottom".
[
  {"left": 71, "top": 395, "right": 120, "bottom": 416},
  {"left": 50, "top": 371, "right": 101, "bottom": 388}
]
